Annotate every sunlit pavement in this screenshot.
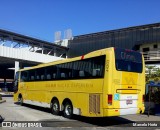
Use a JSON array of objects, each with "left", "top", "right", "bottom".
[{"left": 0, "top": 97, "right": 160, "bottom": 130}]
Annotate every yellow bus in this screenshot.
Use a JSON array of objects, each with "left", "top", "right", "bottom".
[{"left": 14, "top": 47, "right": 145, "bottom": 118}]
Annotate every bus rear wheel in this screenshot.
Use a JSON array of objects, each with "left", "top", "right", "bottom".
[
  {"left": 51, "top": 100, "right": 60, "bottom": 115},
  {"left": 63, "top": 102, "right": 73, "bottom": 119}
]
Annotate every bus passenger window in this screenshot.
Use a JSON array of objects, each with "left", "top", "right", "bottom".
[
  {"left": 79, "top": 71, "right": 85, "bottom": 77},
  {"left": 47, "top": 74, "right": 51, "bottom": 79},
  {"left": 53, "top": 73, "right": 56, "bottom": 79},
  {"left": 61, "top": 73, "right": 66, "bottom": 78},
  {"left": 36, "top": 68, "right": 45, "bottom": 81},
  {"left": 36, "top": 76, "right": 40, "bottom": 80},
  {"left": 28, "top": 70, "right": 35, "bottom": 81},
  {"left": 69, "top": 72, "right": 72, "bottom": 77},
  {"left": 46, "top": 66, "right": 57, "bottom": 80},
  {"left": 31, "top": 76, "right": 34, "bottom": 80},
  {"left": 92, "top": 55, "right": 105, "bottom": 77},
  {"left": 41, "top": 75, "right": 45, "bottom": 80},
  {"left": 21, "top": 71, "right": 28, "bottom": 81},
  {"left": 92, "top": 69, "right": 100, "bottom": 77}
]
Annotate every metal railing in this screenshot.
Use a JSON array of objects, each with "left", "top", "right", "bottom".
[
  {"left": 0, "top": 45, "right": 63, "bottom": 63},
  {"left": 142, "top": 50, "right": 160, "bottom": 61}
]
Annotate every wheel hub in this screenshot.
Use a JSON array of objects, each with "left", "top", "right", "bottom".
[
  {"left": 65, "top": 105, "right": 71, "bottom": 115},
  {"left": 53, "top": 103, "right": 58, "bottom": 111}
]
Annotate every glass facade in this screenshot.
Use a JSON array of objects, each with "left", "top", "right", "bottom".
[{"left": 68, "top": 23, "right": 160, "bottom": 58}]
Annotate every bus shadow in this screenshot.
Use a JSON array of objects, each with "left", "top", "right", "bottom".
[
  {"left": 0, "top": 115, "right": 4, "bottom": 123},
  {"left": 71, "top": 115, "right": 134, "bottom": 127},
  {"left": 15, "top": 103, "right": 134, "bottom": 127},
  {"left": 14, "top": 102, "right": 51, "bottom": 113},
  {"left": 40, "top": 115, "right": 134, "bottom": 127}
]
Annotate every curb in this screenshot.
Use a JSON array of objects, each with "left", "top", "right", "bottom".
[{"left": 0, "top": 100, "right": 6, "bottom": 104}]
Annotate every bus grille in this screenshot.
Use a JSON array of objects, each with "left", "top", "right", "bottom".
[{"left": 89, "top": 94, "right": 100, "bottom": 114}]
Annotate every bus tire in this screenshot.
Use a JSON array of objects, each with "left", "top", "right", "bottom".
[
  {"left": 18, "top": 95, "right": 23, "bottom": 106},
  {"left": 63, "top": 102, "right": 73, "bottom": 119},
  {"left": 51, "top": 99, "right": 60, "bottom": 115}
]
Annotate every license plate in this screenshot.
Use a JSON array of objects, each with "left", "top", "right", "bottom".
[{"left": 126, "top": 99, "right": 133, "bottom": 105}]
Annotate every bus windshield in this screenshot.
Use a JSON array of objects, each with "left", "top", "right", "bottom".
[
  {"left": 13, "top": 72, "right": 19, "bottom": 92},
  {"left": 115, "top": 48, "right": 142, "bottom": 73}
]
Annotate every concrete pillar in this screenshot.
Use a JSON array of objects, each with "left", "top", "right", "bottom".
[
  {"left": 15, "top": 61, "right": 19, "bottom": 75},
  {"left": 14, "top": 61, "right": 22, "bottom": 76}
]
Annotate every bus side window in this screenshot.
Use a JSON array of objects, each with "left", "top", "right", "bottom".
[
  {"left": 28, "top": 70, "right": 35, "bottom": 81},
  {"left": 92, "top": 69, "right": 97, "bottom": 76},
  {"left": 61, "top": 73, "right": 66, "bottom": 78},
  {"left": 79, "top": 71, "right": 85, "bottom": 77},
  {"left": 36, "top": 68, "right": 45, "bottom": 81},
  {"left": 47, "top": 74, "right": 51, "bottom": 79},
  {"left": 46, "top": 66, "right": 57, "bottom": 80},
  {"left": 21, "top": 71, "right": 28, "bottom": 82},
  {"left": 92, "top": 69, "right": 101, "bottom": 77},
  {"left": 53, "top": 73, "right": 56, "bottom": 79},
  {"left": 41, "top": 75, "right": 45, "bottom": 80},
  {"left": 92, "top": 55, "right": 105, "bottom": 77},
  {"left": 69, "top": 72, "right": 72, "bottom": 77},
  {"left": 31, "top": 76, "right": 34, "bottom": 80},
  {"left": 72, "top": 70, "right": 79, "bottom": 78},
  {"left": 57, "top": 63, "right": 73, "bottom": 79},
  {"left": 36, "top": 75, "right": 40, "bottom": 80}
]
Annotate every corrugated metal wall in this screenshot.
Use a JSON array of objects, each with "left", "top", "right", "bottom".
[{"left": 68, "top": 23, "right": 160, "bottom": 58}]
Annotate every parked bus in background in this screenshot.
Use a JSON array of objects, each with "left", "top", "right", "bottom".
[{"left": 14, "top": 47, "right": 145, "bottom": 118}]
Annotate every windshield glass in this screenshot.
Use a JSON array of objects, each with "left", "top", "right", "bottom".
[
  {"left": 15, "top": 72, "right": 19, "bottom": 81},
  {"left": 13, "top": 72, "right": 19, "bottom": 92},
  {"left": 115, "top": 48, "right": 142, "bottom": 73}
]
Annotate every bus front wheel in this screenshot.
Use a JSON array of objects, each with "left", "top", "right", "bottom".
[
  {"left": 51, "top": 100, "right": 60, "bottom": 115},
  {"left": 63, "top": 102, "right": 73, "bottom": 119}
]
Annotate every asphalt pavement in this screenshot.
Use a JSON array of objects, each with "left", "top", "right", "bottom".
[{"left": 0, "top": 97, "right": 160, "bottom": 130}]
